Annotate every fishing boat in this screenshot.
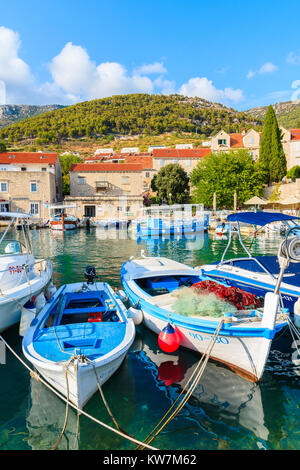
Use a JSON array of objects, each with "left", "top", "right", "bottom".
[
  {"left": 136, "top": 217, "right": 205, "bottom": 238},
  {"left": 22, "top": 266, "right": 135, "bottom": 410},
  {"left": 120, "top": 235, "right": 298, "bottom": 381},
  {"left": 0, "top": 212, "right": 53, "bottom": 333},
  {"left": 201, "top": 212, "right": 300, "bottom": 313},
  {"left": 50, "top": 213, "right": 78, "bottom": 231},
  {"left": 48, "top": 204, "right": 79, "bottom": 230}
]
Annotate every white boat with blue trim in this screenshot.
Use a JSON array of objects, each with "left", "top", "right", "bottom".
[
  {"left": 121, "top": 251, "right": 292, "bottom": 382},
  {"left": 0, "top": 212, "right": 53, "bottom": 333},
  {"left": 23, "top": 267, "right": 135, "bottom": 409},
  {"left": 201, "top": 212, "right": 300, "bottom": 314}
]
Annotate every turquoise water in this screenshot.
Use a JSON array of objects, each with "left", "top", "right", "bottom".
[{"left": 0, "top": 227, "right": 299, "bottom": 451}]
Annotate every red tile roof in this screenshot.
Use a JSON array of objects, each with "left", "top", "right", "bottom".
[
  {"left": 0, "top": 152, "right": 58, "bottom": 165},
  {"left": 124, "top": 155, "right": 153, "bottom": 169},
  {"left": 152, "top": 148, "right": 211, "bottom": 158},
  {"left": 70, "top": 163, "right": 144, "bottom": 172},
  {"left": 291, "top": 129, "right": 300, "bottom": 141}
]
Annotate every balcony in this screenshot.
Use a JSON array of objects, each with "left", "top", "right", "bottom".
[{"left": 95, "top": 181, "right": 110, "bottom": 192}]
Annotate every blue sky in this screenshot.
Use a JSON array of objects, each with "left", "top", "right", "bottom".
[{"left": 1, "top": 0, "right": 300, "bottom": 109}]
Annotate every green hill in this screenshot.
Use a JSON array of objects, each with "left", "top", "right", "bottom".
[
  {"left": 245, "top": 101, "right": 300, "bottom": 128},
  {"left": 0, "top": 94, "right": 262, "bottom": 145}
]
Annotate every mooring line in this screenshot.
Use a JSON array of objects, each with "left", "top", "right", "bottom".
[
  {"left": 137, "top": 319, "right": 224, "bottom": 450},
  {"left": 0, "top": 335, "right": 157, "bottom": 451}
]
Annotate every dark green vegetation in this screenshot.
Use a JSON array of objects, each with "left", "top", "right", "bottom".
[
  {"left": 246, "top": 100, "right": 300, "bottom": 129},
  {"left": 0, "top": 104, "right": 64, "bottom": 128},
  {"left": 190, "top": 150, "right": 265, "bottom": 209},
  {"left": 0, "top": 94, "right": 262, "bottom": 144},
  {"left": 257, "top": 106, "right": 286, "bottom": 184},
  {"left": 151, "top": 163, "right": 190, "bottom": 204},
  {"left": 59, "top": 153, "right": 82, "bottom": 195},
  {"left": 0, "top": 141, "right": 6, "bottom": 152},
  {"left": 286, "top": 165, "right": 300, "bottom": 179}
]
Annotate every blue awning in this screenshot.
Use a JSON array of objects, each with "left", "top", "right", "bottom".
[{"left": 227, "top": 211, "right": 300, "bottom": 226}]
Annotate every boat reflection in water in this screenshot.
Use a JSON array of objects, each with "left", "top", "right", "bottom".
[
  {"left": 25, "top": 353, "right": 136, "bottom": 450},
  {"left": 137, "top": 328, "right": 269, "bottom": 442}
]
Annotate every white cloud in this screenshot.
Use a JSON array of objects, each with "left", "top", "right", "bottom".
[
  {"left": 246, "top": 62, "right": 278, "bottom": 79},
  {"left": 179, "top": 77, "right": 244, "bottom": 104},
  {"left": 0, "top": 26, "right": 33, "bottom": 103},
  {"left": 259, "top": 62, "right": 278, "bottom": 74},
  {"left": 286, "top": 51, "right": 300, "bottom": 66},
  {"left": 0, "top": 26, "right": 244, "bottom": 107},
  {"left": 48, "top": 42, "right": 154, "bottom": 99},
  {"left": 134, "top": 61, "right": 167, "bottom": 75}
]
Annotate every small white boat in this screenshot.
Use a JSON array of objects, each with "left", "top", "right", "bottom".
[
  {"left": 0, "top": 212, "right": 53, "bottom": 333},
  {"left": 121, "top": 252, "right": 290, "bottom": 382},
  {"left": 23, "top": 267, "right": 135, "bottom": 410}
]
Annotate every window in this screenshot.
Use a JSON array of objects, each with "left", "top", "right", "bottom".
[
  {"left": 218, "top": 139, "right": 227, "bottom": 145},
  {"left": 173, "top": 159, "right": 178, "bottom": 164},
  {"left": 30, "top": 181, "right": 38, "bottom": 192},
  {"left": 122, "top": 176, "right": 130, "bottom": 185},
  {"left": 78, "top": 176, "right": 86, "bottom": 185},
  {"left": 0, "top": 182, "right": 8, "bottom": 192},
  {"left": 186, "top": 160, "right": 191, "bottom": 167},
  {"left": 248, "top": 137, "right": 254, "bottom": 144},
  {"left": 30, "top": 203, "right": 39, "bottom": 215},
  {"left": 0, "top": 203, "right": 9, "bottom": 212},
  {"left": 21, "top": 167, "right": 27, "bottom": 171},
  {"left": 42, "top": 167, "right": 47, "bottom": 172},
  {"left": 145, "top": 172, "right": 150, "bottom": 178},
  {"left": 159, "top": 159, "right": 165, "bottom": 168},
  {"left": 84, "top": 206, "right": 95, "bottom": 217}
]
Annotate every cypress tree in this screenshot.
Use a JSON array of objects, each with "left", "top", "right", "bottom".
[
  {"left": 269, "top": 122, "right": 286, "bottom": 182},
  {"left": 258, "top": 105, "right": 286, "bottom": 184}
]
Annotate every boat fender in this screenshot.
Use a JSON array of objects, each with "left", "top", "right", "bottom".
[
  {"left": 117, "top": 289, "right": 128, "bottom": 303},
  {"left": 19, "top": 301, "right": 36, "bottom": 337},
  {"left": 293, "top": 298, "right": 300, "bottom": 329},
  {"left": 127, "top": 306, "right": 143, "bottom": 325},
  {"left": 158, "top": 323, "right": 181, "bottom": 353},
  {"left": 34, "top": 292, "right": 46, "bottom": 313}
]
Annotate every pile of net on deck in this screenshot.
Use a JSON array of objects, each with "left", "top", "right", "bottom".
[{"left": 172, "top": 280, "right": 262, "bottom": 318}]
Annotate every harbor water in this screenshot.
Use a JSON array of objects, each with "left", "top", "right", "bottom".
[{"left": 0, "top": 227, "right": 299, "bottom": 450}]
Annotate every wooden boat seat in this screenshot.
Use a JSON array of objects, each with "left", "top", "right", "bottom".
[{"left": 151, "top": 292, "right": 176, "bottom": 307}]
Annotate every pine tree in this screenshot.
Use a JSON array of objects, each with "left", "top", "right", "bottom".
[{"left": 258, "top": 105, "right": 286, "bottom": 184}]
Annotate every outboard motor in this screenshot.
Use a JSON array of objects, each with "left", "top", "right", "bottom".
[{"left": 84, "top": 265, "right": 97, "bottom": 284}]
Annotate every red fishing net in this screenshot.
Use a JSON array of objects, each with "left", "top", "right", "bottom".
[{"left": 192, "top": 280, "right": 262, "bottom": 310}]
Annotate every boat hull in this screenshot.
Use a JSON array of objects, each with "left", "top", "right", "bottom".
[
  {"left": 140, "top": 307, "right": 272, "bottom": 382},
  {"left": 0, "top": 259, "right": 52, "bottom": 332},
  {"left": 32, "top": 351, "right": 128, "bottom": 410},
  {"left": 50, "top": 221, "right": 77, "bottom": 230}
]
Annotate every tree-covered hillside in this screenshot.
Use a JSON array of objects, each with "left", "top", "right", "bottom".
[{"left": 0, "top": 94, "right": 262, "bottom": 144}]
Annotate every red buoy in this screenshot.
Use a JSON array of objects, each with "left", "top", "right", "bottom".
[{"left": 158, "top": 323, "right": 181, "bottom": 353}]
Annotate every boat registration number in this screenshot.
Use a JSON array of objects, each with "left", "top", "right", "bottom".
[{"left": 188, "top": 332, "right": 229, "bottom": 344}]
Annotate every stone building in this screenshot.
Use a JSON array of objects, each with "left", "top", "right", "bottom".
[
  {"left": 152, "top": 148, "right": 211, "bottom": 175},
  {"left": 66, "top": 162, "right": 154, "bottom": 219},
  {"left": 210, "top": 129, "right": 261, "bottom": 159},
  {"left": 0, "top": 152, "right": 62, "bottom": 218}
]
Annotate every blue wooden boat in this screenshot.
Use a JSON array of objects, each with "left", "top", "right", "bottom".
[{"left": 23, "top": 267, "right": 135, "bottom": 409}]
